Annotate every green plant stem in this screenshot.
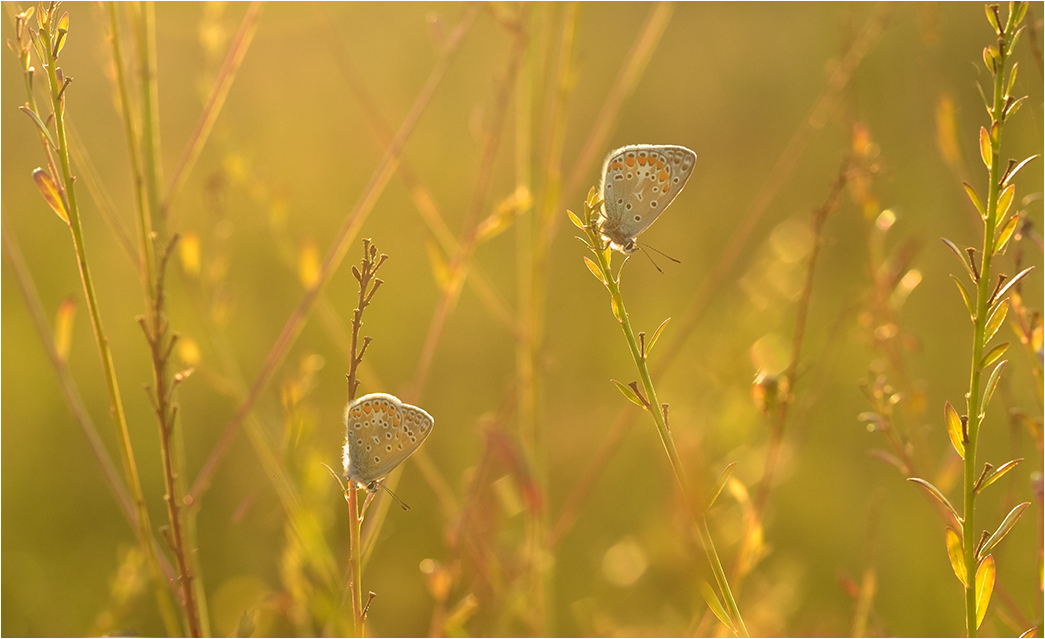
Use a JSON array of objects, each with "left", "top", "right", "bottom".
[
  {"left": 348, "top": 486, "right": 365, "bottom": 638},
  {"left": 36, "top": 16, "right": 180, "bottom": 636},
  {"left": 962, "top": 12, "right": 1011, "bottom": 636},
  {"left": 587, "top": 219, "right": 747, "bottom": 637}
]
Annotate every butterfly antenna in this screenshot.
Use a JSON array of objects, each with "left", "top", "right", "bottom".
[
  {"left": 637, "top": 245, "right": 665, "bottom": 274},
  {"left": 639, "top": 241, "right": 681, "bottom": 264},
  {"left": 379, "top": 482, "right": 411, "bottom": 511}
]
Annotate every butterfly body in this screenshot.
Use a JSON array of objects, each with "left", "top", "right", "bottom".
[
  {"left": 342, "top": 392, "right": 434, "bottom": 492},
  {"left": 598, "top": 144, "right": 697, "bottom": 253}
]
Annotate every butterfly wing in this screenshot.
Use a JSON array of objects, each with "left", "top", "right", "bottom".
[
  {"left": 599, "top": 145, "right": 697, "bottom": 252},
  {"left": 343, "top": 393, "right": 434, "bottom": 489}
]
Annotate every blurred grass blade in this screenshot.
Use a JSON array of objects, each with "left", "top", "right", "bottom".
[
  {"left": 32, "top": 168, "right": 69, "bottom": 224},
  {"left": 979, "top": 502, "right": 1030, "bottom": 557},
  {"left": 907, "top": 478, "right": 961, "bottom": 523},
  {"left": 54, "top": 296, "right": 76, "bottom": 362},
  {"left": 698, "top": 579, "right": 736, "bottom": 633},
  {"left": 645, "top": 317, "right": 671, "bottom": 359},
  {"left": 975, "top": 554, "right": 995, "bottom": 628},
  {"left": 945, "top": 527, "right": 967, "bottom": 586},
  {"left": 945, "top": 401, "right": 965, "bottom": 459},
  {"left": 705, "top": 462, "right": 737, "bottom": 512},
  {"left": 980, "top": 342, "right": 1008, "bottom": 369},
  {"left": 975, "top": 457, "right": 1021, "bottom": 494},
  {"left": 981, "top": 360, "right": 1007, "bottom": 410},
  {"left": 611, "top": 379, "right": 645, "bottom": 409}
]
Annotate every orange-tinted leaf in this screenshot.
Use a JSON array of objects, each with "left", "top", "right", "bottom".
[
  {"left": 584, "top": 256, "right": 606, "bottom": 284},
  {"left": 984, "top": 299, "right": 1009, "bottom": 343},
  {"left": 980, "top": 502, "right": 1030, "bottom": 557},
  {"left": 979, "top": 126, "right": 992, "bottom": 170},
  {"left": 994, "top": 214, "right": 1019, "bottom": 255},
  {"left": 975, "top": 457, "right": 1020, "bottom": 494},
  {"left": 611, "top": 379, "right": 645, "bottom": 409},
  {"left": 997, "top": 184, "right": 1016, "bottom": 220},
  {"left": 53, "top": 296, "right": 76, "bottom": 362},
  {"left": 945, "top": 401, "right": 965, "bottom": 459},
  {"left": 981, "top": 342, "right": 1009, "bottom": 369},
  {"left": 32, "top": 168, "right": 68, "bottom": 224},
  {"left": 567, "top": 209, "right": 585, "bottom": 230}
]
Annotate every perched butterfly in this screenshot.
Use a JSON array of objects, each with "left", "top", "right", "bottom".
[
  {"left": 598, "top": 144, "right": 697, "bottom": 254},
  {"left": 342, "top": 393, "right": 434, "bottom": 493}
]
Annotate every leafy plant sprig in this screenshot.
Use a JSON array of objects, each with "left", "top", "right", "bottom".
[
  {"left": 908, "top": 3, "right": 1035, "bottom": 636},
  {"left": 570, "top": 188, "right": 747, "bottom": 636}
]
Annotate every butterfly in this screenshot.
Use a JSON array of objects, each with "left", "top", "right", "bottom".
[
  {"left": 597, "top": 144, "right": 697, "bottom": 253},
  {"left": 342, "top": 393, "right": 434, "bottom": 492}
]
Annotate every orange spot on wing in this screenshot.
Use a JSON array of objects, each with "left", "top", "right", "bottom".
[
  {"left": 625, "top": 155, "right": 636, "bottom": 167},
  {"left": 363, "top": 403, "right": 372, "bottom": 414},
  {"left": 659, "top": 170, "right": 669, "bottom": 182},
  {"left": 657, "top": 159, "right": 665, "bottom": 169}
]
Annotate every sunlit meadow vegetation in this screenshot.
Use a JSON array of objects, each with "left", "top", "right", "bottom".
[{"left": 2, "top": 2, "right": 1042, "bottom": 637}]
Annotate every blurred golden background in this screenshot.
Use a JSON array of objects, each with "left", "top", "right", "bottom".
[{"left": 2, "top": 2, "right": 1042, "bottom": 636}]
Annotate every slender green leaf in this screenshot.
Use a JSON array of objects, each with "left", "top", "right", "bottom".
[
  {"left": 584, "top": 256, "right": 606, "bottom": 285},
  {"left": 951, "top": 276, "right": 975, "bottom": 318},
  {"left": 645, "top": 317, "right": 671, "bottom": 358},
  {"left": 993, "top": 214, "right": 1019, "bottom": 255},
  {"left": 1006, "top": 62, "right": 1019, "bottom": 97},
  {"left": 983, "top": 47, "right": 996, "bottom": 74},
  {"left": 705, "top": 462, "right": 737, "bottom": 513},
  {"left": 908, "top": 477, "right": 961, "bottom": 523},
  {"left": 567, "top": 209, "right": 585, "bottom": 230},
  {"left": 697, "top": 579, "right": 736, "bottom": 633},
  {"left": 54, "top": 12, "right": 69, "bottom": 57},
  {"left": 997, "top": 184, "right": 1016, "bottom": 220},
  {"left": 980, "top": 502, "right": 1030, "bottom": 557},
  {"left": 942, "top": 238, "right": 977, "bottom": 282},
  {"left": 991, "top": 266, "right": 1034, "bottom": 306},
  {"left": 984, "top": 299, "right": 1009, "bottom": 343},
  {"left": 20, "top": 106, "right": 57, "bottom": 150},
  {"left": 975, "top": 554, "right": 996, "bottom": 628},
  {"left": 610, "top": 293, "right": 622, "bottom": 322},
  {"left": 981, "top": 360, "right": 1008, "bottom": 410},
  {"left": 1008, "top": 26, "right": 1025, "bottom": 58},
  {"left": 1014, "top": 1, "right": 1029, "bottom": 26},
  {"left": 1002, "top": 154, "right": 1039, "bottom": 186},
  {"left": 962, "top": 184, "right": 987, "bottom": 219},
  {"left": 980, "top": 342, "right": 1009, "bottom": 369},
  {"left": 975, "top": 457, "right": 1021, "bottom": 495},
  {"left": 979, "top": 126, "right": 992, "bottom": 170},
  {"left": 985, "top": 4, "right": 1002, "bottom": 34},
  {"left": 945, "top": 401, "right": 965, "bottom": 459},
  {"left": 945, "top": 527, "right": 967, "bottom": 586},
  {"left": 611, "top": 379, "right": 645, "bottom": 409}
]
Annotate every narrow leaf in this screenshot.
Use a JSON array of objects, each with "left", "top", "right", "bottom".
[
  {"left": 980, "top": 502, "right": 1030, "bottom": 557},
  {"left": 1004, "top": 95, "right": 1027, "bottom": 120},
  {"left": 990, "top": 266, "right": 1034, "bottom": 306},
  {"left": 584, "top": 256, "right": 606, "bottom": 285},
  {"left": 981, "top": 360, "right": 1007, "bottom": 410},
  {"left": 611, "top": 379, "right": 645, "bottom": 408},
  {"left": 962, "top": 184, "right": 987, "bottom": 219},
  {"left": 1008, "top": 26, "right": 1025, "bottom": 59},
  {"left": 908, "top": 477, "right": 961, "bottom": 523},
  {"left": 976, "top": 457, "right": 1021, "bottom": 494},
  {"left": 985, "top": 4, "right": 1002, "bottom": 33},
  {"left": 54, "top": 12, "right": 69, "bottom": 56},
  {"left": 1006, "top": 63, "right": 1019, "bottom": 97},
  {"left": 979, "top": 126, "right": 992, "bottom": 170},
  {"left": 610, "top": 293, "right": 622, "bottom": 322},
  {"left": 705, "top": 461, "right": 737, "bottom": 513},
  {"left": 984, "top": 299, "right": 1009, "bottom": 344},
  {"left": 942, "top": 238, "right": 978, "bottom": 283},
  {"left": 1002, "top": 154, "right": 1039, "bottom": 186},
  {"left": 997, "top": 184, "right": 1016, "bottom": 220},
  {"left": 980, "top": 342, "right": 1009, "bottom": 369},
  {"left": 1014, "top": 1, "right": 1029, "bottom": 26},
  {"left": 993, "top": 214, "right": 1019, "bottom": 255},
  {"left": 1018, "top": 628, "right": 1036, "bottom": 638},
  {"left": 951, "top": 276, "right": 975, "bottom": 318},
  {"left": 697, "top": 579, "right": 736, "bottom": 633},
  {"left": 975, "top": 555, "right": 996, "bottom": 628},
  {"left": 945, "top": 401, "right": 965, "bottom": 459},
  {"left": 945, "top": 527, "right": 967, "bottom": 586},
  {"left": 20, "top": 106, "right": 57, "bottom": 150},
  {"left": 645, "top": 317, "right": 671, "bottom": 358},
  {"left": 32, "top": 168, "right": 68, "bottom": 224},
  {"left": 567, "top": 209, "right": 585, "bottom": 230}
]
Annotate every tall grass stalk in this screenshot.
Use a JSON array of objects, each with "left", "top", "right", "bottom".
[
  {"left": 14, "top": 5, "right": 182, "bottom": 634},
  {"left": 573, "top": 189, "right": 748, "bottom": 637},
  {"left": 909, "top": 3, "right": 1035, "bottom": 636}
]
